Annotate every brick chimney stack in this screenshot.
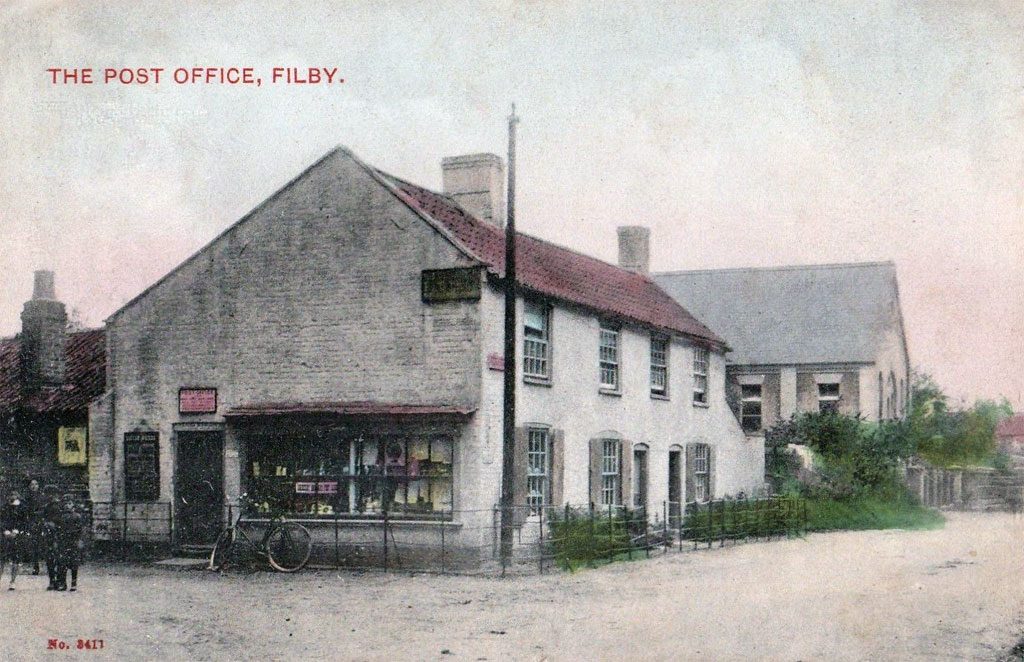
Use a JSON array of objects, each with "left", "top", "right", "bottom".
[
  {"left": 441, "top": 153, "right": 506, "bottom": 227},
  {"left": 20, "top": 270, "right": 67, "bottom": 389},
  {"left": 617, "top": 226, "right": 650, "bottom": 276}
]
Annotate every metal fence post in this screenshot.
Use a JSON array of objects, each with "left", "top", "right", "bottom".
[
  {"left": 538, "top": 506, "right": 545, "bottom": 574},
  {"left": 167, "top": 502, "right": 173, "bottom": 550},
  {"left": 719, "top": 500, "right": 726, "bottom": 548},
  {"left": 440, "top": 509, "right": 446, "bottom": 575},
  {"left": 607, "top": 503, "right": 614, "bottom": 562},
  {"left": 706, "top": 501, "right": 712, "bottom": 549},
  {"left": 122, "top": 501, "right": 129, "bottom": 560},
  {"left": 588, "top": 502, "right": 595, "bottom": 568},
  {"left": 382, "top": 508, "right": 389, "bottom": 573},
  {"left": 662, "top": 501, "right": 668, "bottom": 552},
  {"left": 334, "top": 511, "right": 340, "bottom": 569}
]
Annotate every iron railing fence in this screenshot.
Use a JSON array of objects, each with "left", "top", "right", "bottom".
[
  {"left": 88, "top": 501, "right": 174, "bottom": 559},
  {"left": 81, "top": 496, "right": 807, "bottom": 573},
  {"left": 212, "top": 495, "right": 806, "bottom": 576}
]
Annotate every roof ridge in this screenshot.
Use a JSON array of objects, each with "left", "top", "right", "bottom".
[
  {"left": 374, "top": 168, "right": 655, "bottom": 284},
  {"left": 655, "top": 260, "right": 896, "bottom": 277}
]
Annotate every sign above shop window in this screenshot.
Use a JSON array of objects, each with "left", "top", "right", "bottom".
[
  {"left": 179, "top": 388, "right": 218, "bottom": 414},
  {"left": 421, "top": 267, "right": 481, "bottom": 303}
]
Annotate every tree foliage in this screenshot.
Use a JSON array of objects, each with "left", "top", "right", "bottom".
[{"left": 908, "top": 371, "right": 1013, "bottom": 468}]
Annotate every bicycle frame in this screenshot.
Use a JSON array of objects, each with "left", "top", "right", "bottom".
[{"left": 211, "top": 495, "right": 313, "bottom": 572}]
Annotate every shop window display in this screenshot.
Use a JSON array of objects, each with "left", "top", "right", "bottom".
[{"left": 246, "top": 431, "right": 454, "bottom": 520}]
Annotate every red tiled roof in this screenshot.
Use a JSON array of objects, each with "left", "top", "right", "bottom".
[
  {"left": 376, "top": 171, "right": 725, "bottom": 347},
  {"left": 0, "top": 329, "right": 106, "bottom": 416},
  {"left": 225, "top": 401, "right": 476, "bottom": 418},
  {"left": 996, "top": 414, "right": 1024, "bottom": 439}
]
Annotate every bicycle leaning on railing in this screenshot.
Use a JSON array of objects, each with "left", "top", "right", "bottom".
[{"left": 208, "top": 494, "right": 313, "bottom": 573}]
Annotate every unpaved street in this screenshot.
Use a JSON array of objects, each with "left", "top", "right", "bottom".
[{"left": 2, "top": 513, "right": 1023, "bottom": 661}]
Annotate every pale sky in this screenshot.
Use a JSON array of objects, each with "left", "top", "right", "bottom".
[{"left": 1, "top": 1, "right": 1022, "bottom": 409}]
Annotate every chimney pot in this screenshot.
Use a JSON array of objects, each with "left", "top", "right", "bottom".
[
  {"left": 441, "top": 153, "right": 506, "bottom": 227},
  {"left": 617, "top": 226, "right": 651, "bottom": 276},
  {"left": 33, "top": 270, "right": 56, "bottom": 300},
  {"left": 21, "top": 270, "right": 67, "bottom": 388}
]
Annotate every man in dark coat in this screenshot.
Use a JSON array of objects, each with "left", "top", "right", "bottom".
[
  {"left": 1, "top": 490, "right": 29, "bottom": 590},
  {"left": 24, "top": 479, "right": 43, "bottom": 575},
  {"left": 41, "top": 486, "right": 63, "bottom": 590},
  {"left": 55, "top": 498, "right": 85, "bottom": 592}
]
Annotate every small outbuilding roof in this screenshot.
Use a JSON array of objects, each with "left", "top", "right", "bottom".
[
  {"left": 654, "top": 262, "right": 903, "bottom": 366},
  {"left": 0, "top": 329, "right": 106, "bottom": 416}
]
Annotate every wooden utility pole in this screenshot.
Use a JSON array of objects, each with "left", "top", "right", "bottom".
[{"left": 499, "top": 104, "right": 520, "bottom": 572}]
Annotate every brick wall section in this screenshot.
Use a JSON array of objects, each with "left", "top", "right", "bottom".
[{"left": 104, "top": 149, "right": 481, "bottom": 504}]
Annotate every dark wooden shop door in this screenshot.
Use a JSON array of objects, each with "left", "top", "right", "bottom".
[{"left": 175, "top": 431, "right": 224, "bottom": 546}]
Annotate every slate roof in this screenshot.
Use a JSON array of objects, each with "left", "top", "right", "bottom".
[
  {"left": 225, "top": 401, "right": 475, "bottom": 418},
  {"left": 996, "top": 414, "right": 1024, "bottom": 439},
  {"left": 653, "top": 262, "right": 902, "bottom": 365},
  {"left": 370, "top": 165, "right": 724, "bottom": 347},
  {"left": 0, "top": 329, "right": 106, "bottom": 416}
]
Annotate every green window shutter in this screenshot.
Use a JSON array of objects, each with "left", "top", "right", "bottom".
[
  {"left": 708, "top": 445, "right": 717, "bottom": 500},
  {"left": 620, "top": 441, "right": 633, "bottom": 508},
  {"left": 512, "top": 427, "right": 528, "bottom": 525},
  {"left": 551, "top": 429, "right": 565, "bottom": 508},
  {"left": 685, "top": 443, "right": 696, "bottom": 503},
  {"left": 589, "top": 438, "right": 602, "bottom": 507}
]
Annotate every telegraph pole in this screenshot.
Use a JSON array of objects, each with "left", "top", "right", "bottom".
[{"left": 499, "top": 104, "right": 520, "bottom": 572}]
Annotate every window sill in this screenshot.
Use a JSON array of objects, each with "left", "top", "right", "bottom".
[
  {"left": 692, "top": 401, "right": 710, "bottom": 409},
  {"left": 650, "top": 392, "right": 670, "bottom": 401},
  {"left": 599, "top": 388, "right": 622, "bottom": 398},
  {"left": 523, "top": 375, "right": 552, "bottom": 387}
]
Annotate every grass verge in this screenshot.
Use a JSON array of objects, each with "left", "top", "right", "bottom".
[{"left": 804, "top": 495, "right": 945, "bottom": 532}]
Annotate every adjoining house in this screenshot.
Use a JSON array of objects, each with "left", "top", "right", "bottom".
[
  {"left": 0, "top": 271, "right": 105, "bottom": 499},
  {"left": 654, "top": 262, "right": 911, "bottom": 435},
  {"left": 87, "top": 146, "right": 764, "bottom": 563}
]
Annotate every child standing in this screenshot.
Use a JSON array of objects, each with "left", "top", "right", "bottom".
[
  {"left": 55, "top": 498, "right": 85, "bottom": 592},
  {"left": 0, "top": 490, "right": 29, "bottom": 591}
]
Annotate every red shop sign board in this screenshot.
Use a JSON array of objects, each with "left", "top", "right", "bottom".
[{"left": 179, "top": 388, "right": 218, "bottom": 414}]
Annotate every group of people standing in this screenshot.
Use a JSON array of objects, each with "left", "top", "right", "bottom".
[{"left": 1, "top": 479, "right": 86, "bottom": 592}]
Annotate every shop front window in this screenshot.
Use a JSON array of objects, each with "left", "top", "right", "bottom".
[{"left": 246, "top": 430, "right": 454, "bottom": 520}]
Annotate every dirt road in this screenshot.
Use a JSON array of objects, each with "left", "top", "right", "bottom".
[{"left": 1, "top": 512, "right": 1022, "bottom": 661}]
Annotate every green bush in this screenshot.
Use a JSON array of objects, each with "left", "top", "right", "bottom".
[
  {"left": 909, "top": 372, "right": 1013, "bottom": 469},
  {"left": 766, "top": 411, "right": 911, "bottom": 500},
  {"left": 548, "top": 507, "right": 634, "bottom": 571}
]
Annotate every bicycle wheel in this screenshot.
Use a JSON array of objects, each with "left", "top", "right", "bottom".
[
  {"left": 209, "top": 528, "right": 234, "bottom": 571},
  {"left": 265, "top": 522, "right": 312, "bottom": 572}
]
